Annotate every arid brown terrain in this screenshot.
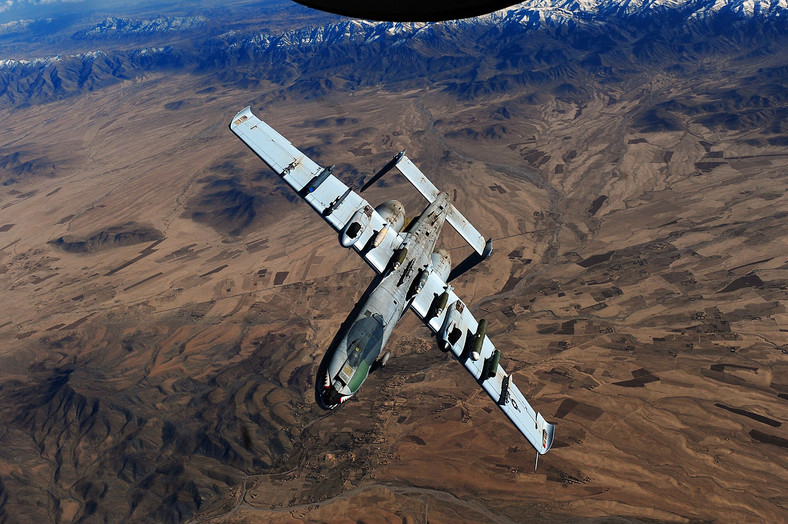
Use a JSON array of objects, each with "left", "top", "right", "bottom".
[{"left": 1, "top": 3, "right": 787, "bottom": 522}]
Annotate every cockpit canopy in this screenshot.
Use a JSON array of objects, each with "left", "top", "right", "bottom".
[{"left": 334, "top": 313, "right": 385, "bottom": 393}]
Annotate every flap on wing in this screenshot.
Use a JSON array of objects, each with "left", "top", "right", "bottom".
[{"left": 230, "top": 107, "right": 322, "bottom": 192}]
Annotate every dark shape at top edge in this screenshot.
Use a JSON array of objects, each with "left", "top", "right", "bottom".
[{"left": 292, "top": 0, "right": 520, "bottom": 21}]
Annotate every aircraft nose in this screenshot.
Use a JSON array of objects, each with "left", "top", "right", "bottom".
[{"left": 323, "top": 384, "right": 343, "bottom": 407}]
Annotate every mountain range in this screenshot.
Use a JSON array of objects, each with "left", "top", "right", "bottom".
[{"left": 0, "top": 0, "right": 786, "bottom": 108}]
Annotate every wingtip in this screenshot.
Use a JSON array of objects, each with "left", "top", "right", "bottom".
[
  {"left": 540, "top": 421, "right": 556, "bottom": 455},
  {"left": 482, "top": 237, "right": 493, "bottom": 259},
  {"left": 230, "top": 106, "right": 253, "bottom": 128}
]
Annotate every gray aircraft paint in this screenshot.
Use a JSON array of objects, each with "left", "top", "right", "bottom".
[{"left": 324, "top": 193, "right": 451, "bottom": 401}]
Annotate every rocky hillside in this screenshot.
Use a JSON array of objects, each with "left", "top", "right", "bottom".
[{"left": 0, "top": 0, "right": 786, "bottom": 108}]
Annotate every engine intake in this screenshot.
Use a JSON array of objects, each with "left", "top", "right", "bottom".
[{"left": 375, "top": 200, "right": 406, "bottom": 232}]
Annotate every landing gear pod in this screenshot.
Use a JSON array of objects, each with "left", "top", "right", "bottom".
[
  {"left": 340, "top": 205, "right": 373, "bottom": 247},
  {"left": 469, "top": 318, "right": 488, "bottom": 361},
  {"left": 430, "top": 248, "right": 451, "bottom": 282},
  {"left": 438, "top": 301, "right": 467, "bottom": 353}
]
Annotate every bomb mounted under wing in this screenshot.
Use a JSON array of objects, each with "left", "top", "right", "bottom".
[{"left": 230, "top": 107, "right": 555, "bottom": 457}]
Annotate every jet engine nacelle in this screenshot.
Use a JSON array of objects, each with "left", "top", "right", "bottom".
[
  {"left": 374, "top": 200, "right": 406, "bottom": 232},
  {"left": 340, "top": 205, "right": 373, "bottom": 247},
  {"left": 430, "top": 248, "right": 451, "bottom": 283}
]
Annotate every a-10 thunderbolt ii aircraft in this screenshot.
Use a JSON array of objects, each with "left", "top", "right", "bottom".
[{"left": 230, "top": 107, "right": 555, "bottom": 457}]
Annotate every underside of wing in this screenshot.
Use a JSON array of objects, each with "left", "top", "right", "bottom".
[
  {"left": 409, "top": 270, "right": 555, "bottom": 455},
  {"left": 230, "top": 107, "right": 404, "bottom": 274}
]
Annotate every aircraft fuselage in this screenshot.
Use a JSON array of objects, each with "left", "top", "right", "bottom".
[{"left": 319, "top": 192, "right": 452, "bottom": 408}]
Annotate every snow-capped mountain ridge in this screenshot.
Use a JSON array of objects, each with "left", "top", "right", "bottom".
[
  {"left": 491, "top": 0, "right": 786, "bottom": 18},
  {"left": 223, "top": 0, "right": 786, "bottom": 53},
  {"left": 2, "top": 0, "right": 784, "bottom": 69},
  {"left": 0, "top": 0, "right": 784, "bottom": 107},
  {"left": 72, "top": 16, "right": 207, "bottom": 39}
]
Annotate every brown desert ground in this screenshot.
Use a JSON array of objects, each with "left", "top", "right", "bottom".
[{"left": 0, "top": 64, "right": 786, "bottom": 522}]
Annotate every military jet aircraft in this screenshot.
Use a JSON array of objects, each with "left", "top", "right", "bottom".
[{"left": 230, "top": 107, "right": 555, "bottom": 457}]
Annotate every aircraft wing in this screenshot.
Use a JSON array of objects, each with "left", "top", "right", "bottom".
[
  {"left": 409, "top": 271, "right": 556, "bottom": 455},
  {"left": 230, "top": 107, "right": 403, "bottom": 274}
]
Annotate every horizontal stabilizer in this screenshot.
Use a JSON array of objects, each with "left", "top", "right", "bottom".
[
  {"left": 396, "top": 155, "right": 440, "bottom": 202},
  {"left": 447, "top": 205, "right": 488, "bottom": 257},
  {"left": 394, "top": 154, "right": 488, "bottom": 257}
]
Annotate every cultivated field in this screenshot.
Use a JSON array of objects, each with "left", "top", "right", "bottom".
[{"left": 0, "top": 65, "right": 786, "bottom": 522}]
